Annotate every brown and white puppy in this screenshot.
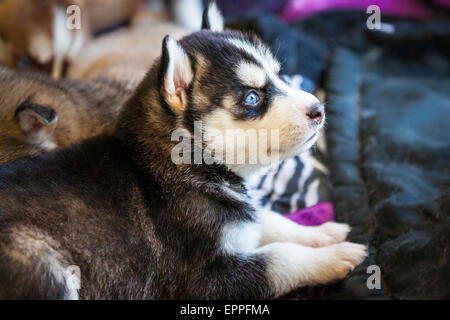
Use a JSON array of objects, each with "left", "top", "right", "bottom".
[
  {"left": 0, "top": 66, "right": 131, "bottom": 165},
  {"left": 0, "top": 0, "right": 88, "bottom": 78},
  {"left": 0, "top": 0, "right": 137, "bottom": 78},
  {"left": 0, "top": 3, "right": 367, "bottom": 299},
  {"left": 0, "top": 0, "right": 200, "bottom": 79},
  {"left": 0, "top": 7, "right": 187, "bottom": 165}
]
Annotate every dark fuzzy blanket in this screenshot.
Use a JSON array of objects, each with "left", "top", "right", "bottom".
[{"left": 325, "top": 23, "right": 450, "bottom": 299}]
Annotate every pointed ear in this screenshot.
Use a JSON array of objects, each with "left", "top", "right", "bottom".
[
  {"left": 202, "top": 1, "right": 224, "bottom": 32},
  {"left": 160, "top": 36, "right": 193, "bottom": 113},
  {"left": 15, "top": 101, "right": 58, "bottom": 144}
]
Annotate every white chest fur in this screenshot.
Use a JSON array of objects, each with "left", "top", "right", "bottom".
[{"left": 221, "top": 220, "right": 261, "bottom": 255}]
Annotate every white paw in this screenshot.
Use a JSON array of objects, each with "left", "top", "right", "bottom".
[
  {"left": 306, "top": 222, "right": 350, "bottom": 248},
  {"left": 319, "top": 222, "right": 350, "bottom": 243},
  {"left": 327, "top": 241, "right": 368, "bottom": 280},
  {"left": 309, "top": 233, "right": 337, "bottom": 248}
]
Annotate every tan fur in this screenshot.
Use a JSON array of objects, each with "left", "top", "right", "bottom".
[
  {"left": 0, "top": 0, "right": 53, "bottom": 62},
  {"left": 0, "top": 0, "right": 137, "bottom": 77},
  {"left": 0, "top": 0, "right": 87, "bottom": 64},
  {"left": 67, "top": 22, "right": 189, "bottom": 87},
  {"left": 0, "top": 67, "right": 131, "bottom": 165},
  {"left": 83, "top": 0, "right": 137, "bottom": 34}
]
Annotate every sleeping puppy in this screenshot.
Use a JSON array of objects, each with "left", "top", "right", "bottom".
[
  {"left": 0, "top": 0, "right": 88, "bottom": 78},
  {"left": 0, "top": 66, "right": 131, "bottom": 165},
  {"left": 0, "top": 3, "right": 367, "bottom": 299},
  {"left": 0, "top": 0, "right": 198, "bottom": 79},
  {"left": 0, "top": 0, "right": 137, "bottom": 78}
]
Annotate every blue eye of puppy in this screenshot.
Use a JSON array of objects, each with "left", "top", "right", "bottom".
[{"left": 244, "top": 91, "right": 260, "bottom": 105}]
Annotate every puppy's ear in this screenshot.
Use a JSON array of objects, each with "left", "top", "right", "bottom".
[
  {"left": 160, "top": 36, "right": 193, "bottom": 113},
  {"left": 202, "top": 1, "right": 224, "bottom": 32},
  {"left": 15, "top": 101, "right": 58, "bottom": 144}
]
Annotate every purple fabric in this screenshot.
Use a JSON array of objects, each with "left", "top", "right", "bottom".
[
  {"left": 283, "top": 202, "right": 334, "bottom": 226},
  {"left": 433, "top": 0, "right": 450, "bottom": 8},
  {"left": 280, "top": 0, "right": 433, "bottom": 22},
  {"left": 211, "top": 0, "right": 289, "bottom": 17}
]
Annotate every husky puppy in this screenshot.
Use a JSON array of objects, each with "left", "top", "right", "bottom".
[
  {"left": 0, "top": 3, "right": 367, "bottom": 299},
  {"left": 0, "top": 66, "right": 131, "bottom": 165}
]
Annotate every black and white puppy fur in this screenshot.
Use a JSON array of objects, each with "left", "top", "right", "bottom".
[{"left": 0, "top": 3, "right": 367, "bottom": 299}]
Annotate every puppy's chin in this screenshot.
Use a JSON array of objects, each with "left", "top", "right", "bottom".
[{"left": 279, "top": 130, "right": 321, "bottom": 160}]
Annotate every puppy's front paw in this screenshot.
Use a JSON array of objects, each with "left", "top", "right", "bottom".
[
  {"left": 328, "top": 241, "right": 368, "bottom": 280},
  {"left": 309, "top": 233, "right": 336, "bottom": 248},
  {"left": 307, "top": 222, "right": 350, "bottom": 248},
  {"left": 319, "top": 222, "right": 350, "bottom": 243}
]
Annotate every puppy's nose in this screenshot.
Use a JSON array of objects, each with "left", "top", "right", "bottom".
[{"left": 306, "top": 104, "right": 324, "bottom": 124}]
